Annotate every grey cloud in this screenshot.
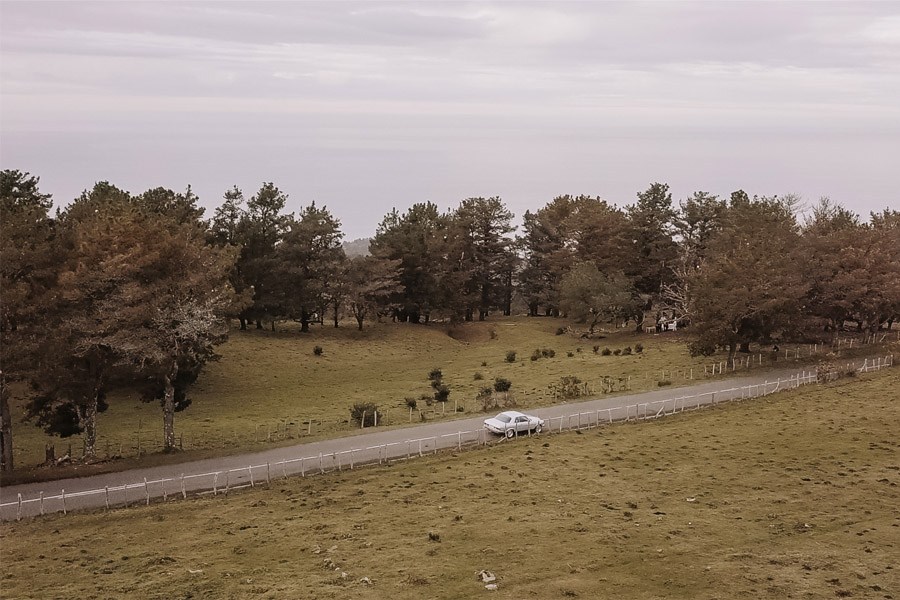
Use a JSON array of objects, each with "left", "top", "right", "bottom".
[{"left": 1, "top": 1, "right": 898, "bottom": 239}]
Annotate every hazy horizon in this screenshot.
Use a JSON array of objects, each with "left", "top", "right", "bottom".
[{"left": 2, "top": 1, "right": 898, "bottom": 238}]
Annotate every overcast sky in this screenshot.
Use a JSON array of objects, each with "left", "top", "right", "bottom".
[{"left": 1, "top": 1, "right": 898, "bottom": 238}]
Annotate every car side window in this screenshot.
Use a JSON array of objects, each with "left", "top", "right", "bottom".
[{"left": 516, "top": 416, "right": 526, "bottom": 422}]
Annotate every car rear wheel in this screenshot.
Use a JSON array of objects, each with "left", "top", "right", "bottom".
[
  {"left": 505, "top": 428, "right": 516, "bottom": 439},
  {"left": 535, "top": 423, "right": 543, "bottom": 434}
]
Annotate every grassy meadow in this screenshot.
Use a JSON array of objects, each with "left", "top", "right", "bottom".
[
  {"left": 5, "top": 316, "right": 863, "bottom": 477},
  {"left": 2, "top": 368, "right": 898, "bottom": 599}
]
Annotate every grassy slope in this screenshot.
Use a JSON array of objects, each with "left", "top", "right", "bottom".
[
  {"left": 2, "top": 369, "right": 897, "bottom": 599},
  {"left": 10, "top": 316, "right": 780, "bottom": 471}
]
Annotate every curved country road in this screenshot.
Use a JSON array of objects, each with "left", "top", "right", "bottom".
[{"left": 1, "top": 357, "right": 890, "bottom": 520}]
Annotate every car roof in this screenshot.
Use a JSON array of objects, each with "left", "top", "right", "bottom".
[{"left": 499, "top": 410, "right": 526, "bottom": 418}]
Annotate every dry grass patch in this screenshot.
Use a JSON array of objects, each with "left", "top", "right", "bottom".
[
  {"left": 3, "top": 369, "right": 898, "bottom": 599},
  {"left": 5, "top": 316, "right": 869, "bottom": 476}
]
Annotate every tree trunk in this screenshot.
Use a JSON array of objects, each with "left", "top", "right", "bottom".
[
  {"left": 162, "top": 372, "right": 177, "bottom": 452},
  {"left": 727, "top": 344, "right": 737, "bottom": 370},
  {"left": 333, "top": 303, "right": 340, "bottom": 328},
  {"left": 81, "top": 396, "right": 98, "bottom": 460},
  {"left": 356, "top": 316, "right": 364, "bottom": 331},
  {"left": 239, "top": 317, "right": 247, "bottom": 330},
  {"left": 256, "top": 320, "right": 263, "bottom": 329},
  {"left": 271, "top": 320, "right": 276, "bottom": 332},
  {"left": 739, "top": 342, "right": 751, "bottom": 353},
  {"left": 300, "top": 309, "right": 310, "bottom": 333},
  {"left": 0, "top": 374, "right": 13, "bottom": 472}
]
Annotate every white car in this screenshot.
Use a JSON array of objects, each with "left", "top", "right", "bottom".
[{"left": 484, "top": 410, "right": 544, "bottom": 438}]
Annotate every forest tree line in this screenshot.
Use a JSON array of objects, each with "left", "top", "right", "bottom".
[{"left": 1, "top": 169, "right": 898, "bottom": 472}]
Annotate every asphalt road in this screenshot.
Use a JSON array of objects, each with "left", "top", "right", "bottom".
[{"left": 0, "top": 358, "right": 881, "bottom": 521}]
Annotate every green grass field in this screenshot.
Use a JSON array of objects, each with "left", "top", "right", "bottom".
[
  {"left": 4, "top": 316, "right": 867, "bottom": 477},
  {"left": 3, "top": 368, "right": 897, "bottom": 599}
]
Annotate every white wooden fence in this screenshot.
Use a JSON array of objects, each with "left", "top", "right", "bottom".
[{"left": 2, "top": 355, "right": 893, "bottom": 521}]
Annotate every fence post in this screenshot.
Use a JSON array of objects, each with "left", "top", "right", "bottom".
[
  {"left": 350, "top": 449, "right": 354, "bottom": 470},
  {"left": 16, "top": 493, "right": 22, "bottom": 521},
  {"left": 62, "top": 489, "right": 66, "bottom": 515},
  {"left": 266, "top": 462, "right": 271, "bottom": 484},
  {"left": 319, "top": 453, "right": 324, "bottom": 474},
  {"left": 419, "top": 440, "right": 423, "bottom": 457},
  {"left": 301, "top": 457, "right": 306, "bottom": 477},
  {"left": 213, "top": 472, "right": 218, "bottom": 495},
  {"left": 39, "top": 491, "right": 44, "bottom": 516},
  {"left": 249, "top": 466, "right": 255, "bottom": 487},
  {"left": 181, "top": 474, "right": 186, "bottom": 499},
  {"left": 105, "top": 486, "right": 110, "bottom": 510},
  {"left": 144, "top": 478, "right": 150, "bottom": 505},
  {"left": 458, "top": 432, "right": 462, "bottom": 450},
  {"left": 225, "top": 471, "right": 230, "bottom": 494}
]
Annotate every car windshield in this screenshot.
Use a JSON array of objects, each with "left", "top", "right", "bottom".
[{"left": 495, "top": 414, "right": 512, "bottom": 423}]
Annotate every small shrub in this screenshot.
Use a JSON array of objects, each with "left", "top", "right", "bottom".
[
  {"left": 428, "top": 532, "right": 441, "bottom": 542},
  {"left": 601, "top": 347, "right": 612, "bottom": 356},
  {"left": 552, "top": 375, "right": 584, "bottom": 399},
  {"left": 434, "top": 384, "right": 450, "bottom": 403},
  {"left": 505, "top": 350, "right": 517, "bottom": 363},
  {"left": 420, "top": 392, "right": 434, "bottom": 407},
  {"left": 313, "top": 345, "right": 324, "bottom": 356},
  {"left": 405, "top": 397, "right": 418, "bottom": 410},
  {"left": 613, "top": 349, "right": 622, "bottom": 356},
  {"left": 473, "top": 372, "right": 484, "bottom": 381},
  {"left": 477, "top": 386, "right": 498, "bottom": 411},
  {"left": 489, "top": 328, "right": 498, "bottom": 340},
  {"left": 542, "top": 348, "right": 556, "bottom": 358},
  {"left": 350, "top": 402, "right": 381, "bottom": 427},
  {"left": 657, "top": 380, "right": 672, "bottom": 387},
  {"left": 635, "top": 343, "right": 644, "bottom": 353},
  {"left": 555, "top": 327, "right": 565, "bottom": 335},
  {"left": 481, "top": 361, "right": 488, "bottom": 367},
  {"left": 576, "top": 347, "right": 582, "bottom": 353},
  {"left": 530, "top": 349, "right": 542, "bottom": 361},
  {"left": 622, "top": 346, "right": 632, "bottom": 355},
  {"left": 493, "top": 377, "right": 512, "bottom": 392},
  {"left": 567, "top": 351, "right": 574, "bottom": 357},
  {"left": 428, "top": 368, "right": 443, "bottom": 383},
  {"left": 593, "top": 345, "right": 600, "bottom": 354}
]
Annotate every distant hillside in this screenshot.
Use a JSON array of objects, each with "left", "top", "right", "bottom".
[{"left": 343, "top": 237, "right": 371, "bottom": 257}]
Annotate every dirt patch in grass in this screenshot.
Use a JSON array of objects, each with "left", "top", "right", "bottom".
[{"left": 3, "top": 369, "right": 898, "bottom": 599}]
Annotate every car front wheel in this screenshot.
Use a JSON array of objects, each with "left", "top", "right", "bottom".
[{"left": 535, "top": 423, "right": 543, "bottom": 434}]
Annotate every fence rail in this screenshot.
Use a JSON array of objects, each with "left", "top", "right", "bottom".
[{"left": 2, "top": 355, "right": 893, "bottom": 521}]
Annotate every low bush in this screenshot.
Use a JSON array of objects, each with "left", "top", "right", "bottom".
[
  {"left": 428, "top": 368, "right": 443, "bottom": 383},
  {"left": 556, "top": 327, "right": 565, "bottom": 335},
  {"left": 542, "top": 348, "right": 556, "bottom": 358},
  {"left": 613, "top": 349, "right": 622, "bottom": 356},
  {"left": 530, "top": 349, "right": 542, "bottom": 361},
  {"left": 313, "top": 345, "right": 324, "bottom": 356},
  {"left": 434, "top": 384, "right": 450, "bottom": 403},
  {"left": 551, "top": 375, "right": 585, "bottom": 399},
  {"left": 635, "top": 343, "right": 644, "bottom": 353},
  {"left": 505, "top": 350, "right": 517, "bottom": 363},
  {"left": 473, "top": 372, "right": 484, "bottom": 381},
  {"left": 657, "top": 380, "right": 672, "bottom": 387},
  {"left": 493, "top": 377, "right": 512, "bottom": 392},
  {"left": 593, "top": 345, "right": 600, "bottom": 354},
  {"left": 622, "top": 346, "right": 632, "bottom": 355},
  {"left": 405, "top": 397, "right": 418, "bottom": 410},
  {"left": 567, "top": 351, "right": 574, "bottom": 357},
  {"left": 350, "top": 402, "right": 381, "bottom": 427},
  {"left": 601, "top": 347, "right": 612, "bottom": 356}
]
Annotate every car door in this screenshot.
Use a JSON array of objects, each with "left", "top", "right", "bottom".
[{"left": 515, "top": 415, "right": 529, "bottom": 432}]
